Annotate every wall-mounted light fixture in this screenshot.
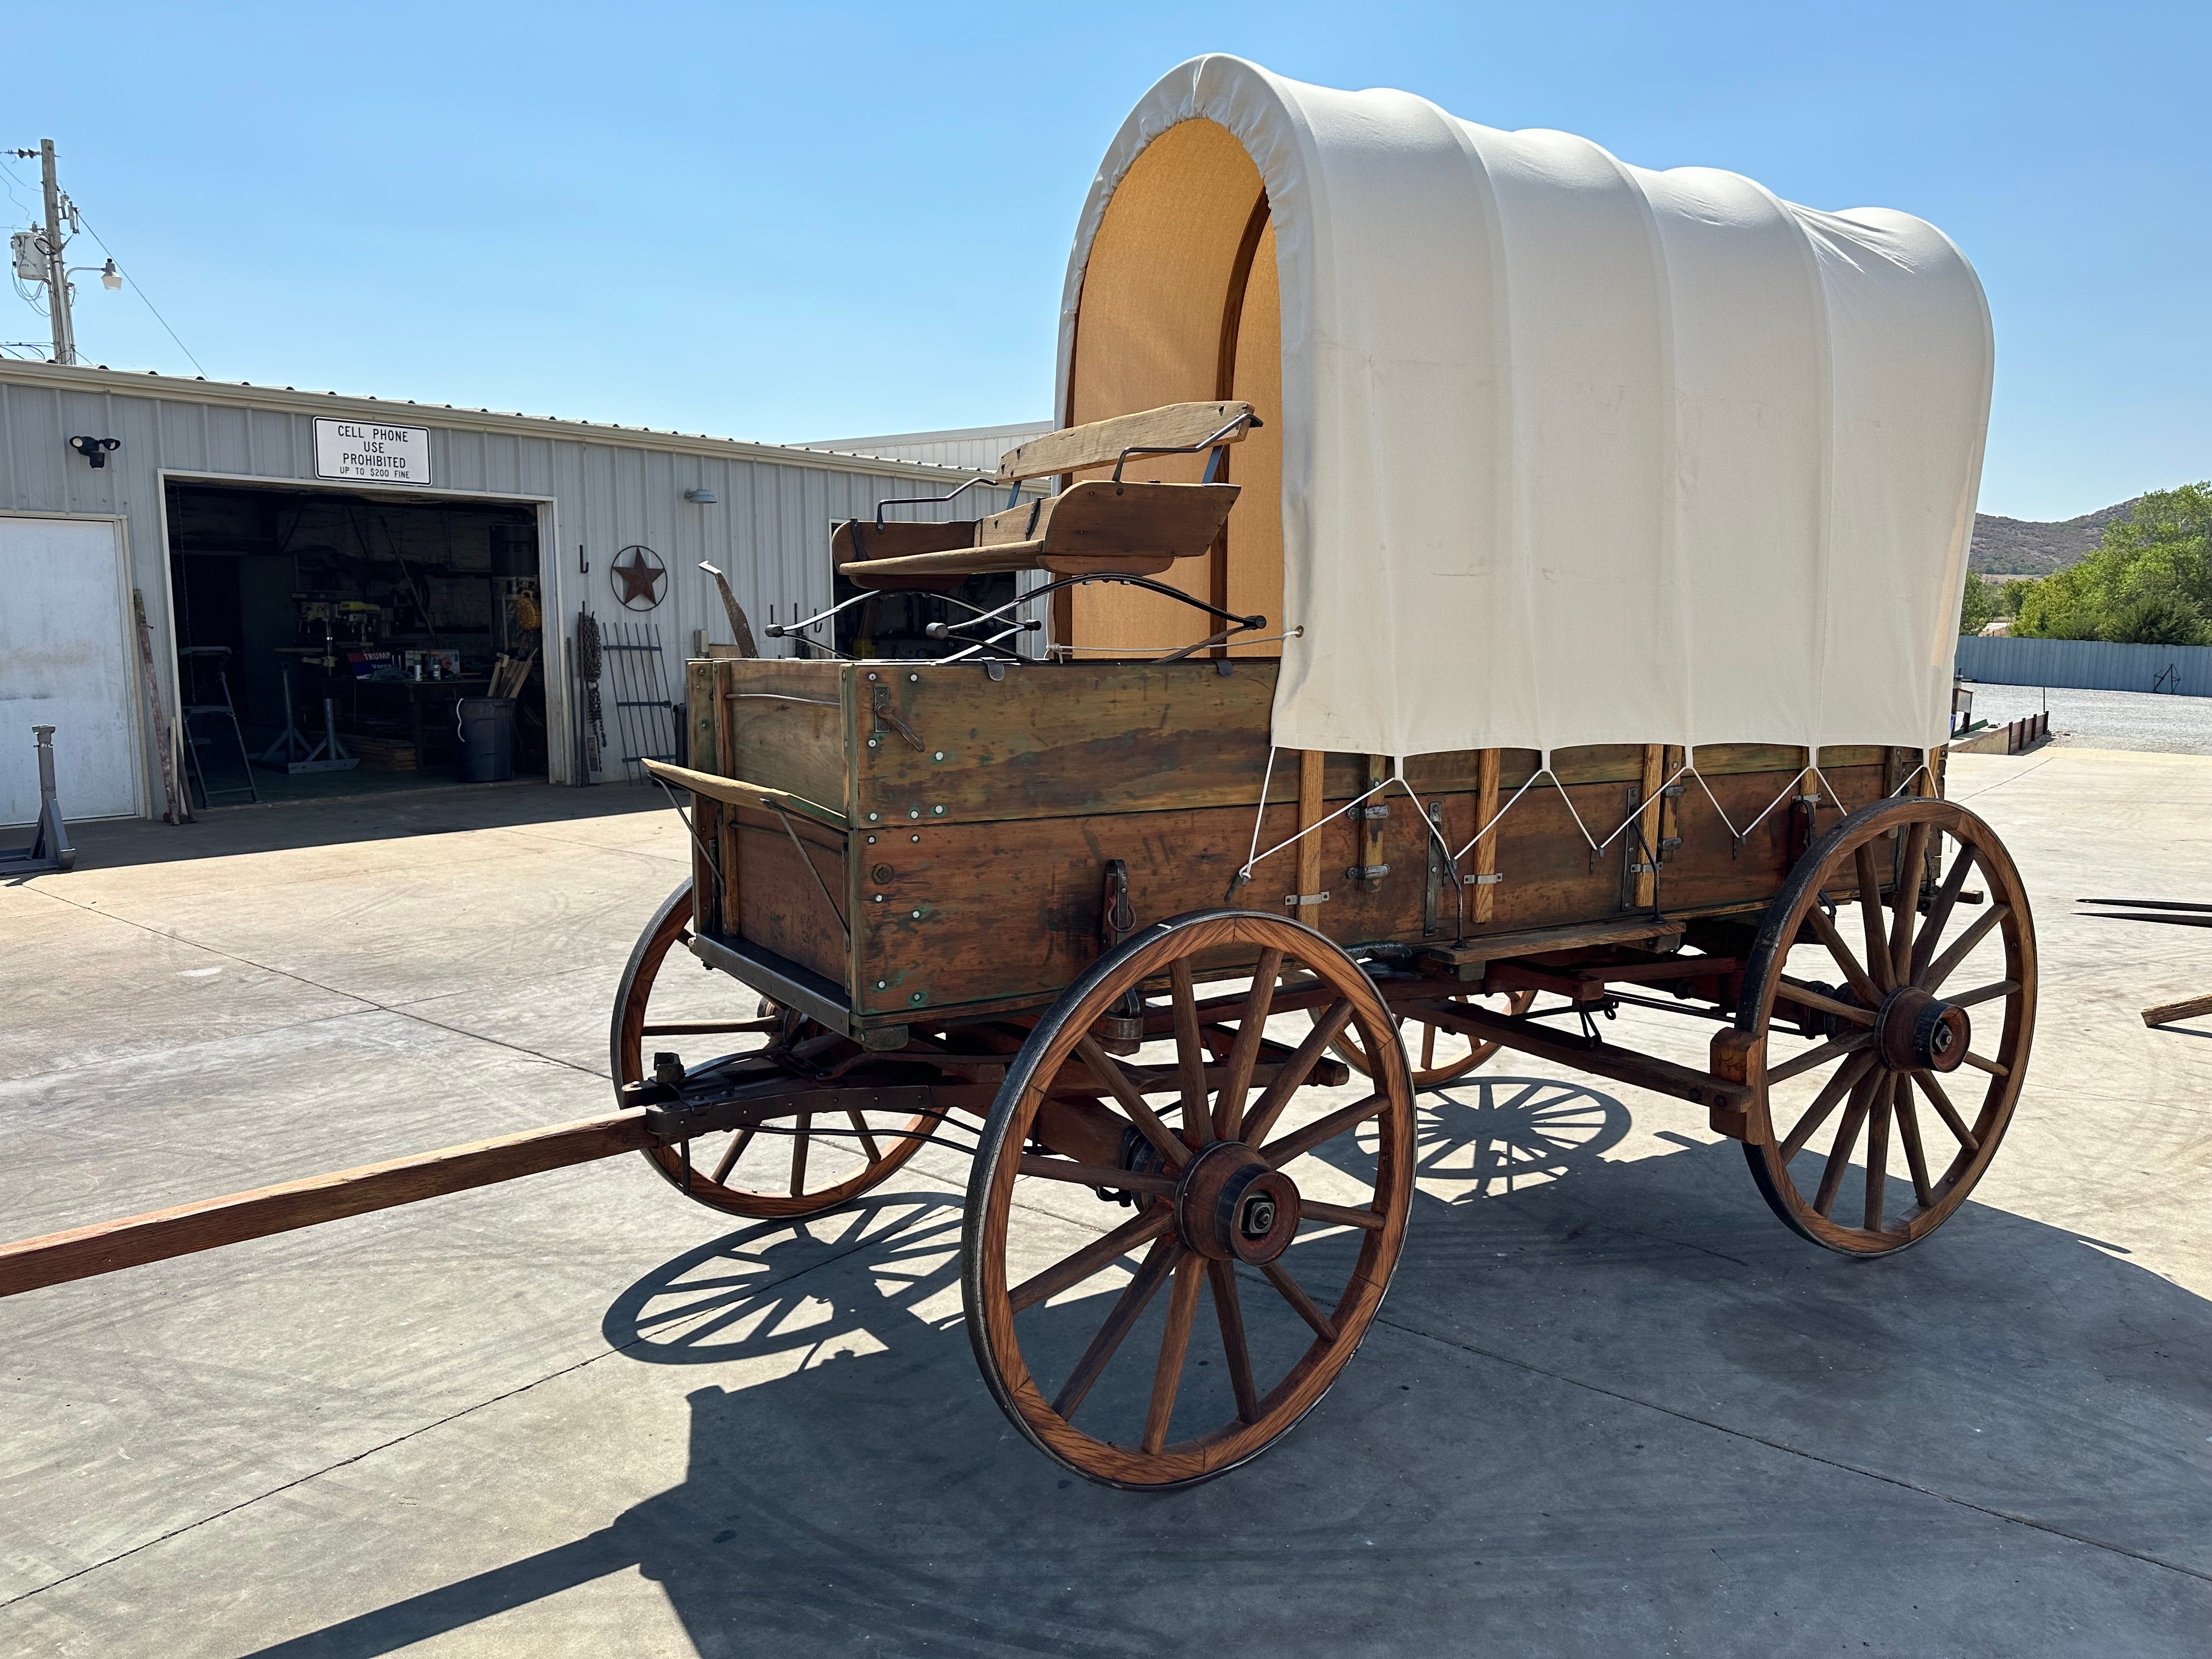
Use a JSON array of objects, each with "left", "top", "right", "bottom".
[
  {"left": 682, "top": 487, "right": 716, "bottom": 504},
  {"left": 67, "top": 435, "right": 120, "bottom": 468}
]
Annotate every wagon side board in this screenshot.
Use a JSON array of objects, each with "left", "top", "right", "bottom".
[{"left": 681, "top": 655, "right": 1922, "bottom": 1041}]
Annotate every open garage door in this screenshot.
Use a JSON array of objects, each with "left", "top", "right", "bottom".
[{"left": 0, "top": 515, "right": 140, "bottom": 827}]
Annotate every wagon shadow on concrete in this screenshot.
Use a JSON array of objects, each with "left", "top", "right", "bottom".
[{"left": 241, "top": 1082, "right": 2212, "bottom": 1657}]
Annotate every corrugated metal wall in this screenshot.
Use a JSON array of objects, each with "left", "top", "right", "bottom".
[
  {"left": 799, "top": 421, "right": 1055, "bottom": 472},
  {"left": 0, "top": 368, "right": 989, "bottom": 805},
  {"left": 1955, "top": 635, "right": 2212, "bottom": 697}
]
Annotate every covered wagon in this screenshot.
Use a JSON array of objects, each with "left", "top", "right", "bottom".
[{"left": 2, "top": 57, "right": 2021, "bottom": 1492}]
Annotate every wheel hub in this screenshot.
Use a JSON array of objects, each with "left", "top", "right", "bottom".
[
  {"left": 1175, "top": 1141, "right": 1301, "bottom": 1265},
  {"left": 1875, "top": 985, "right": 1969, "bottom": 1073}
]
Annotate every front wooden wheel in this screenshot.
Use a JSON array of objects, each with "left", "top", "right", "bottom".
[
  {"left": 1324, "top": 986, "right": 1537, "bottom": 1087},
  {"left": 1737, "top": 798, "right": 2035, "bottom": 1257},
  {"left": 611, "top": 879, "right": 931, "bottom": 1218},
  {"left": 963, "top": 909, "right": 1416, "bottom": 1489}
]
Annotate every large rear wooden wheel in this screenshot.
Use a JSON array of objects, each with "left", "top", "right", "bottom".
[
  {"left": 1737, "top": 798, "right": 2035, "bottom": 1257},
  {"left": 1323, "top": 985, "right": 1537, "bottom": 1088},
  {"left": 963, "top": 909, "right": 1415, "bottom": 1489},
  {"left": 611, "top": 879, "right": 931, "bottom": 1218}
]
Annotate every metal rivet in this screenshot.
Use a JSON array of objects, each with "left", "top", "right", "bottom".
[
  {"left": 909, "top": 991, "right": 926, "bottom": 1005},
  {"left": 909, "top": 808, "right": 921, "bottom": 819},
  {"left": 908, "top": 673, "right": 919, "bottom": 682},
  {"left": 930, "top": 804, "right": 945, "bottom": 816},
  {"left": 867, "top": 737, "right": 879, "bottom": 748},
  {"left": 867, "top": 672, "right": 879, "bottom": 681},
  {"left": 866, "top": 811, "right": 880, "bottom": 822},
  {"left": 910, "top": 908, "right": 922, "bottom": 919},
  {"left": 866, "top": 834, "right": 877, "bottom": 844},
  {"left": 873, "top": 894, "right": 885, "bottom": 903},
  {"left": 932, "top": 751, "right": 945, "bottom": 761},
  {"left": 910, "top": 833, "right": 919, "bottom": 843},
  {"left": 876, "top": 979, "right": 888, "bottom": 990}
]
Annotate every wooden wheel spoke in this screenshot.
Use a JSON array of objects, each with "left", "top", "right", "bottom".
[
  {"left": 1946, "top": 979, "right": 2019, "bottom": 1009},
  {"left": 1420, "top": 1023, "right": 1439, "bottom": 1070},
  {"left": 1961, "top": 1051, "right": 2009, "bottom": 1078},
  {"left": 1050, "top": 1235, "right": 1181, "bottom": 1420},
  {"left": 1073, "top": 1034, "right": 1188, "bottom": 1169},
  {"left": 710, "top": 1127, "right": 755, "bottom": 1185},
  {"left": 789, "top": 1109, "right": 812, "bottom": 1195},
  {"left": 1805, "top": 905, "right": 1885, "bottom": 1009},
  {"left": 1920, "top": 904, "right": 2010, "bottom": 993},
  {"left": 1862, "top": 1076, "right": 1894, "bottom": 1231},
  {"left": 1261, "top": 1258, "right": 1338, "bottom": 1342},
  {"left": 1142, "top": 1253, "right": 1207, "bottom": 1453},
  {"left": 1259, "top": 1093, "right": 1386, "bottom": 1170},
  {"left": 846, "top": 1111, "right": 882, "bottom": 1164},
  {"left": 1244, "top": 1001, "right": 1354, "bottom": 1148},
  {"left": 1207, "top": 1258, "right": 1260, "bottom": 1423},
  {"left": 640, "top": 1018, "right": 780, "bottom": 1036},
  {"left": 1812, "top": 1072, "right": 1877, "bottom": 1217},
  {"left": 1776, "top": 980, "right": 1876, "bottom": 1026},
  {"left": 1010, "top": 1209, "right": 1172, "bottom": 1314},
  {"left": 1910, "top": 843, "right": 1980, "bottom": 983},
  {"left": 1169, "top": 959, "right": 1209, "bottom": 1143},
  {"left": 1894, "top": 1085, "right": 1937, "bottom": 1207},
  {"left": 1016, "top": 1155, "right": 1176, "bottom": 1197},
  {"left": 1888, "top": 822, "right": 1931, "bottom": 988},
  {"left": 1853, "top": 843, "right": 1894, "bottom": 992},
  {"left": 1214, "top": 949, "right": 1284, "bottom": 1141},
  {"left": 1300, "top": 1200, "right": 1384, "bottom": 1232},
  {"left": 1767, "top": 1031, "right": 1871, "bottom": 1086},
  {"left": 1779, "top": 1049, "right": 1876, "bottom": 1163},
  {"left": 1910, "top": 1069, "right": 1980, "bottom": 1152}
]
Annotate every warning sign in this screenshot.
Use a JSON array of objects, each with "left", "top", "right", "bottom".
[{"left": 313, "top": 417, "right": 431, "bottom": 485}]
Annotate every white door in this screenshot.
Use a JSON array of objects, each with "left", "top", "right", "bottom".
[{"left": 0, "top": 516, "right": 141, "bottom": 827}]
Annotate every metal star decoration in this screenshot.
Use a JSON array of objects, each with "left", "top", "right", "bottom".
[{"left": 611, "top": 545, "right": 666, "bottom": 610}]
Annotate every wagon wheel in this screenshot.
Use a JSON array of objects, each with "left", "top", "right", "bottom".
[
  {"left": 1737, "top": 797, "right": 2035, "bottom": 1257},
  {"left": 1321, "top": 986, "right": 1538, "bottom": 1087},
  {"left": 963, "top": 909, "right": 1415, "bottom": 1489},
  {"left": 611, "top": 878, "right": 932, "bottom": 1219}
]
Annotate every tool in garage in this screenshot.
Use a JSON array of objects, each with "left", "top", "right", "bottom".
[{"left": 1, "top": 725, "right": 76, "bottom": 873}]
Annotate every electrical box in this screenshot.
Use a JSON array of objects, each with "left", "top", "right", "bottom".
[{"left": 11, "top": 229, "right": 48, "bottom": 284}]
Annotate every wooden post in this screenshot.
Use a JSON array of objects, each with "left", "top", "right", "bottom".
[
  {"left": 715, "top": 658, "right": 743, "bottom": 934},
  {"left": 1294, "top": 749, "right": 1326, "bottom": 915},
  {"left": 1356, "top": 754, "right": 1387, "bottom": 893},
  {"left": 1471, "top": 748, "right": 1502, "bottom": 924},
  {"left": 1632, "top": 743, "right": 1666, "bottom": 909}
]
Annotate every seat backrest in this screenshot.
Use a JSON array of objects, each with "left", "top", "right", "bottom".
[{"left": 994, "top": 400, "right": 1256, "bottom": 483}]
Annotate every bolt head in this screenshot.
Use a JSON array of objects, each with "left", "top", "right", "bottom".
[
  {"left": 931, "top": 804, "right": 945, "bottom": 816},
  {"left": 909, "top": 991, "right": 926, "bottom": 1004},
  {"left": 933, "top": 751, "right": 945, "bottom": 761},
  {"left": 909, "top": 808, "right": 921, "bottom": 819},
  {"left": 910, "top": 908, "right": 922, "bottom": 919},
  {"left": 908, "top": 673, "right": 919, "bottom": 682},
  {"left": 875, "top": 979, "right": 888, "bottom": 990},
  {"left": 866, "top": 811, "right": 880, "bottom": 822},
  {"left": 867, "top": 737, "right": 879, "bottom": 748}
]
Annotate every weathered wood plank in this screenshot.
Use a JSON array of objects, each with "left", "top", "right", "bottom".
[
  {"left": 996, "top": 401, "right": 1255, "bottom": 482},
  {"left": 0, "top": 1113, "right": 654, "bottom": 1299}
]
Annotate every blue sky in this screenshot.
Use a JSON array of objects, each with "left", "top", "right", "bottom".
[{"left": 4, "top": 2, "right": 2203, "bottom": 520}]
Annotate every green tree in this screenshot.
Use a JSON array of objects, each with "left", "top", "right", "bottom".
[
  {"left": 1959, "top": 571, "right": 2001, "bottom": 635},
  {"left": 2012, "top": 482, "right": 2212, "bottom": 644}
]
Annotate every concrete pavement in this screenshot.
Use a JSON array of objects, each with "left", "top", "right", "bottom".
[{"left": 0, "top": 759, "right": 2205, "bottom": 1656}]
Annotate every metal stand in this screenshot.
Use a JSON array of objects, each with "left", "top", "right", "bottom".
[
  {"left": 2, "top": 725, "right": 76, "bottom": 873},
  {"left": 256, "top": 672, "right": 358, "bottom": 774}
]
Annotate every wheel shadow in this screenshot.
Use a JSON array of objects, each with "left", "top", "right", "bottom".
[{"left": 242, "top": 1087, "right": 2212, "bottom": 1658}]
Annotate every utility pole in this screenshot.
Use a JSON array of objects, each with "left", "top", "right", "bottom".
[{"left": 36, "top": 138, "right": 74, "bottom": 365}]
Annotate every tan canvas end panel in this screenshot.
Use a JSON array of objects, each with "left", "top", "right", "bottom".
[
  {"left": 1065, "top": 119, "right": 1273, "bottom": 657},
  {"left": 1225, "top": 216, "right": 1282, "bottom": 656}
]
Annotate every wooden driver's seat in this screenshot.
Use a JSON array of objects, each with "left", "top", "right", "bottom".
[{"left": 832, "top": 401, "right": 1258, "bottom": 589}]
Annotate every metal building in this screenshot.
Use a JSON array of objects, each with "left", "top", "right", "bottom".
[
  {"left": 800, "top": 420, "right": 1053, "bottom": 473},
  {"left": 0, "top": 360, "right": 991, "bottom": 827}
]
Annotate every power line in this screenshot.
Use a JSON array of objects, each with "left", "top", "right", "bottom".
[{"left": 0, "top": 146, "right": 206, "bottom": 375}]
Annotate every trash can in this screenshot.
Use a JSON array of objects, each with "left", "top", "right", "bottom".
[{"left": 455, "top": 697, "right": 517, "bottom": 782}]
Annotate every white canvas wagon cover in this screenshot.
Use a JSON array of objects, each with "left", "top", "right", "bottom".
[{"left": 1058, "top": 57, "right": 1992, "bottom": 761}]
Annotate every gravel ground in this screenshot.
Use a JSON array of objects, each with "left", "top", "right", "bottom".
[{"left": 1959, "top": 680, "right": 2212, "bottom": 754}]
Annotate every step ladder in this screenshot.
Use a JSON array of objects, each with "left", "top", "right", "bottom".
[{"left": 178, "top": 646, "right": 258, "bottom": 808}]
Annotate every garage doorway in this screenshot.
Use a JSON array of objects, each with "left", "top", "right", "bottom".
[{"left": 162, "top": 481, "right": 549, "bottom": 808}]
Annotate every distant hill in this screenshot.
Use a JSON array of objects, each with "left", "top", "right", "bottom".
[{"left": 1971, "top": 499, "right": 2137, "bottom": 575}]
